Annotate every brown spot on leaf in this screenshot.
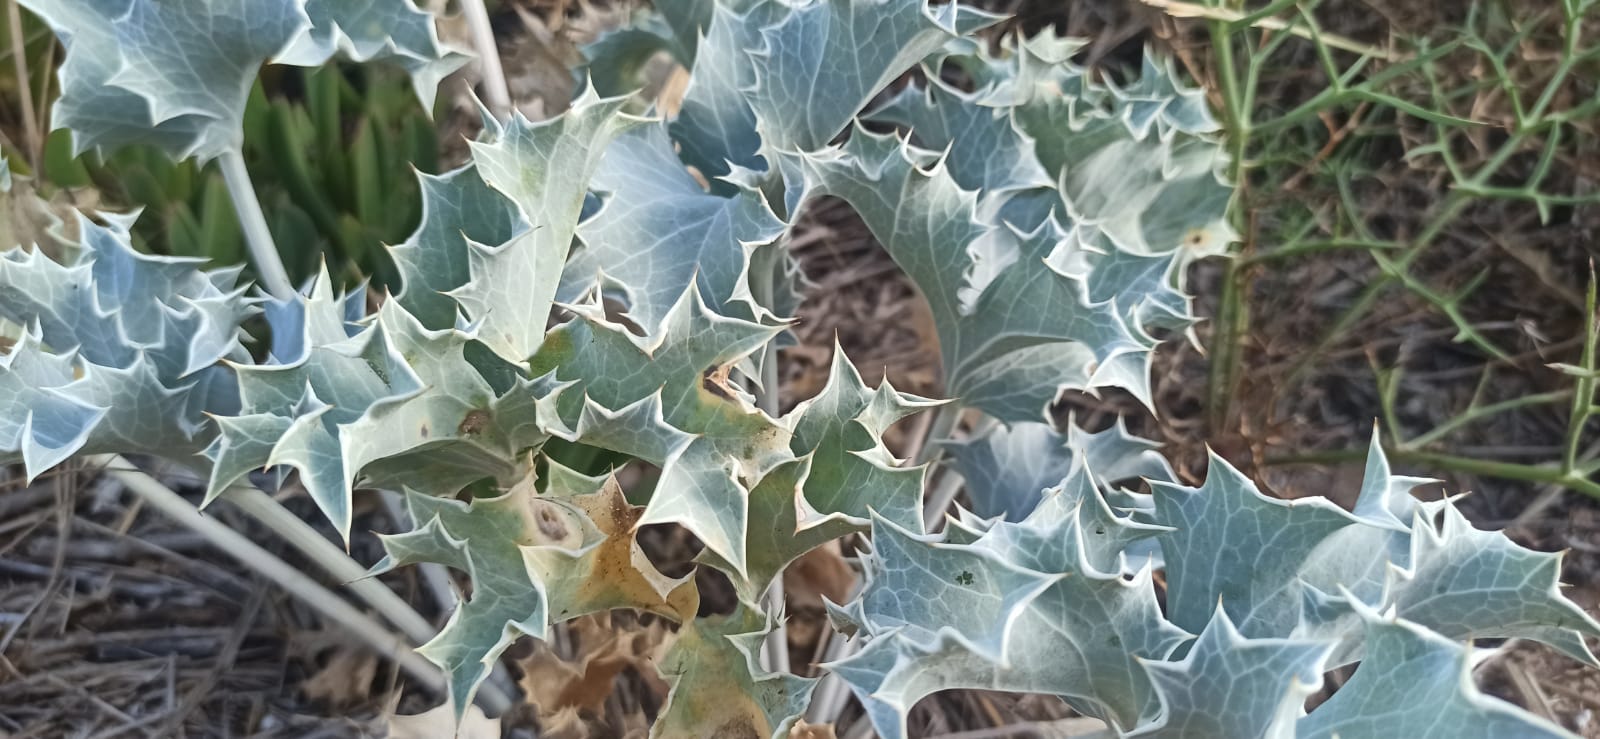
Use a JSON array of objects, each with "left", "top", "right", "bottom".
[
  {"left": 458, "top": 408, "right": 492, "bottom": 436},
  {"left": 419, "top": 423, "right": 430, "bottom": 439},
  {"left": 702, "top": 364, "right": 736, "bottom": 401},
  {"left": 710, "top": 718, "right": 760, "bottom": 739},
  {"left": 535, "top": 504, "right": 569, "bottom": 541}
]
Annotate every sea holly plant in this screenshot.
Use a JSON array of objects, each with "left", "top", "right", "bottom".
[{"left": 2, "top": 0, "right": 1597, "bottom": 737}]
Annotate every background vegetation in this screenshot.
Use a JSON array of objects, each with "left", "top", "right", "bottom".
[{"left": 2, "top": 0, "right": 1598, "bottom": 735}]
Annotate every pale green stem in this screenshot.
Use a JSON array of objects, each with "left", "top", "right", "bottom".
[
  {"left": 758, "top": 360, "right": 789, "bottom": 672},
  {"left": 218, "top": 148, "right": 294, "bottom": 300},
  {"left": 88, "top": 455, "right": 456, "bottom": 703},
  {"left": 224, "top": 485, "right": 436, "bottom": 643},
  {"left": 914, "top": 404, "right": 961, "bottom": 466},
  {"left": 7, "top": 0, "right": 39, "bottom": 168},
  {"left": 460, "top": 0, "right": 511, "bottom": 119}
]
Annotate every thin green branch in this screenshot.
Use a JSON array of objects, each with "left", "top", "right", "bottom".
[
  {"left": 1263, "top": 447, "right": 1600, "bottom": 500},
  {"left": 1562, "top": 267, "right": 1598, "bottom": 475},
  {"left": 1402, "top": 390, "right": 1573, "bottom": 450}
]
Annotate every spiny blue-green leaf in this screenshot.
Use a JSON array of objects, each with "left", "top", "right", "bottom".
[
  {"left": 1297, "top": 610, "right": 1574, "bottom": 739},
  {"left": 563, "top": 122, "right": 786, "bottom": 334},
  {"left": 1375, "top": 500, "right": 1600, "bottom": 667},
  {"left": 697, "top": 345, "right": 939, "bottom": 603},
  {"left": 830, "top": 470, "right": 1185, "bottom": 738},
  {"left": 530, "top": 283, "right": 788, "bottom": 580},
  {"left": 883, "top": 37, "right": 1215, "bottom": 345},
  {"left": 972, "top": 460, "right": 1171, "bottom": 579},
  {"left": 784, "top": 342, "right": 941, "bottom": 531},
  {"left": 390, "top": 164, "right": 527, "bottom": 331},
  {"left": 337, "top": 301, "right": 569, "bottom": 493},
  {"left": 457, "top": 89, "right": 647, "bottom": 363},
  {"left": 1153, "top": 440, "right": 1600, "bottom": 672},
  {"left": 215, "top": 280, "right": 419, "bottom": 539},
  {"left": 0, "top": 212, "right": 253, "bottom": 377},
  {"left": 932, "top": 31, "right": 1232, "bottom": 262},
  {"left": 21, "top": 0, "right": 308, "bottom": 161},
  {"left": 935, "top": 28, "right": 1087, "bottom": 108},
  {"left": 693, "top": 457, "right": 858, "bottom": 605},
  {"left": 25, "top": 0, "right": 461, "bottom": 161},
  {"left": 868, "top": 77, "right": 1054, "bottom": 198},
  {"left": 1151, "top": 449, "right": 1365, "bottom": 637},
  {"left": 945, "top": 418, "right": 1172, "bottom": 522},
  {"left": 206, "top": 277, "right": 570, "bottom": 539},
  {"left": 0, "top": 325, "right": 104, "bottom": 474},
  {"left": 1129, "top": 608, "right": 1330, "bottom": 739},
  {"left": 275, "top": 0, "right": 469, "bottom": 112},
  {"left": 742, "top": 0, "right": 997, "bottom": 153},
  {"left": 802, "top": 128, "right": 1150, "bottom": 422},
  {"left": 846, "top": 513, "right": 1060, "bottom": 660},
  {"left": 670, "top": 1, "right": 773, "bottom": 181},
  {"left": 0, "top": 212, "right": 252, "bottom": 476},
  {"left": 671, "top": 0, "right": 994, "bottom": 182},
  {"left": 654, "top": 604, "right": 818, "bottom": 739},
  {"left": 577, "top": 11, "right": 682, "bottom": 99},
  {"left": 373, "top": 473, "right": 688, "bottom": 723}
]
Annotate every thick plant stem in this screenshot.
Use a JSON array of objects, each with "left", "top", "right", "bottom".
[
  {"left": 6, "top": 0, "right": 40, "bottom": 168},
  {"left": 1203, "top": 16, "right": 1252, "bottom": 435},
  {"left": 461, "top": 0, "right": 512, "bottom": 119},
  {"left": 224, "top": 486, "right": 436, "bottom": 644},
  {"left": 218, "top": 148, "right": 295, "bottom": 300},
  {"left": 752, "top": 256, "right": 791, "bottom": 673},
  {"left": 757, "top": 348, "right": 789, "bottom": 672},
  {"left": 86, "top": 455, "right": 460, "bottom": 705},
  {"left": 913, "top": 404, "right": 961, "bottom": 467}
]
